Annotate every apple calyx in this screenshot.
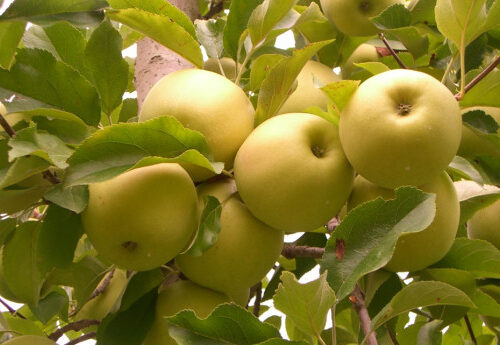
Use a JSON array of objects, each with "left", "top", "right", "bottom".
[{"left": 398, "top": 103, "right": 413, "bottom": 116}]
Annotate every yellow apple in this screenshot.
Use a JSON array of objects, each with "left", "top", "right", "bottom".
[
  {"left": 467, "top": 198, "right": 500, "bottom": 249},
  {"left": 340, "top": 69, "right": 461, "bottom": 188},
  {"left": 82, "top": 163, "right": 198, "bottom": 271},
  {"left": 2, "top": 335, "right": 56, "bottom": 345},
  {"left": 278, "top": 60, "right": 340, "bottom": 114},
  {"left": 320, "top": 0, "right": 402, "bottom": 36},
  {"left": 203, "top": 57, "right": 238, "bottom": 80},
  {"left": 347, "top": 171, "right": 459, "bottom": 272},
  {"left": 234, "top": 113, "right": 354, "bottom": 232},
  {"left": 139, "top": 69, "right": 254, "bottom": 172},
  {"left": 342, "top": 44, "right": 379, "bottom": 79},
  {"left": 176, "top": 179, "right": 284, "bottom": 294},
  {"left": 458, "top": 107, "right": 500, "bottom": 158}
]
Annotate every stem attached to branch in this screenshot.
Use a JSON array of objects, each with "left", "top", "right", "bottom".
[
  {"left": 252, "top": 281, "right": 262, "bottom": 317},
  {"left": 351, "top": 285, "right": 378, "bottom": 345},
  {"left": 64, "top": 332, "right": 97, "bottom": 345},
  {"left": 281, "top": 245, "right": 325, "bottom": 259},
  {"left": 49, "top": 319, "right": 101, "bottom": 341},
  {"left": 455, "top": 55, "right": 500, "bottom": 100},
  {"left": 464, "top": 314, "right": 477, "bottom": 345},
  {"left": 386, "top": 325, "right": 399, "bottom": 345},
  {"left": 378, "top": 33, "right": 407, "bottom": 69}
]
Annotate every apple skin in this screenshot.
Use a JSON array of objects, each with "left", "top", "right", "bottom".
[
  {"left": 203, "top": 57, "right": 238, "bottom": 81},
  {"left": 139, "top": 69, "right": 254, "bottom": 172},
  {"left": 339, "top": 69, "right": 461, "bottom": 188},
  {"left": 320, "top": 0, "right": 402, "bottom": 36},
  {"left": 347, "top": 172, "right": 459, "bottom": 272},
  {"left": 458, "top": 107, "right": 500, "bottom": 158},
  {"left": 176, "top": 179, "right": 284, "bottom": 294},
  {"left": 2, "top": 335, "right": 56, "bottom": 345},
  {"left": 342, "top": 44, "right": 379, "bottom": 79},
  {"left": 82, "top": 163, "right": 198, "bottom": 271},
  {"left": 277, "top": 60, "right": 340, "bottom": 114},
  {"left": 467, "top": 198, "right": 500, "bottom": 249},
  {"left": 234, "top": 113, "right": 354, "bottom": 232}
]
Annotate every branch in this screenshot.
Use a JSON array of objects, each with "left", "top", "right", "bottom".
[
  {"left": 88, "top": 268, "right": 115, "bottom": 301},
  {"left": 64, "top": 332, "right": 97, "bottom": 345},
  {"left": 351, "top": 285, "right": 378, "bottom": 345},
  {"left": 49, "top": 319, "right": 101, "bottom": 341},
  {"left": 0, "top": 297, "right": 25, "bottom": 319},
  {"left": 455, "top": 55, "right": 500, "bottom": 100},
  {"left": 386, "top": 325, "right": 399, "bottom": 345},
  {"left": 281, "top": 245, "right": 324, "bottom": 259},
  {"left": 252, "top": 282, "right": 262, "bottom": 317},
  {"left": 378, "top": 33, "right": 407, "bottom": 69},
  {"left": 202, "top": 0, "right": 224, "bottom": 19},
  {"left": 464, "top": 314, "right": 477, "bottom": 345}
]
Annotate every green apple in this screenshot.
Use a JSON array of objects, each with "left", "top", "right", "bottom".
[
  {"left": 143, "top": 279, "right": 234, "bottom": 345},
  {"left": 277, "top": 60, "right": 340, "bottom": 114},
  {"left": 342, "top": 43, "right": 379, "bottom": 79},
  {"left": 203, "top": 57, "right": 238, "bottom": 80},
  {"left": 347, "top": 171, "right": 459, "bottom": 272},
  {"left": 139, "top": 69, "right": 254, "bottom": 173},
  {"left": 3, "top": 335, "right": 56, "bottom": 345},
  {"left": 234, "top": 113, "right": 354, "bottom": 232},
  {"left": 320, "top": 0, "right": 402, "bottom": 36},
  {"left": 82, "top": 163, "right": 198, "bottom": 271},
  {"left": 458, "top": 106, "right": 500, "bottom": 158},
  {"left": 340, "top": 69, "right": 461, "bottom": 188},
  {"left": 467, "top": 198, "right": 500, "bottom": 248},
  {"left": 176, "top": 179, "right": 284, "bottom": 294}
]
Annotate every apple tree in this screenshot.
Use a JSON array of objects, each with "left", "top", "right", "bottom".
[{"left": 0, "top": 0, "right": 500, "bottom": 344}]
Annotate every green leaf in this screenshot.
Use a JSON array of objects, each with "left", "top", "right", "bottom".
[
  {"left": 118, "top": 98, "right": 138, "bottom": 123},
  {"left": 470, "top": 287, "right": 500, "bottom": 317},
  {"left": 371, "top": 281, "right": 475, "bottom": 332},
  {"left": 223, "top": 0, "right": 264, "bottom": 59},
  {"left": 247, "top": 0, "right": 298, "bottom": 46},
  {"left": 321, "top": 80, "right": 360, "bottom": 113},
  {"left": 257, "top": 340, "right": 307, "bottom": 345},
  {"left": 3, "top": 313, "right": 44, "bottom": 336},
  {"left": 0, "top": 48, "right": 101, "bottom": 126},
  {"left": 354, "top": 62, "right": 391, "bottom": 76},
  {"left": 23, "top": 24, "right": 59, "bottom": 57},
  {"left": 0, "top": 21, "right": 26, "bottom": 69},
  {"left": 0, "top": 0, "right": 108, "bottom": 20},
  {"left": 166, "top": 304, "right": 281, "bottom": 345},
  {"left": 3, "top": 221, "right": 44, "bottom": 306},
  {"left": 184, "top": 195, "right": 222, "bottom": 257},
  {"left": 409, "top": 0, "right": 437, "bottom": 25},
  {"left": 254, "top": 40, "right": 333, "bottom": 125},
  {"left": 454, "top": 180, "right": 500, "bottom": 225},
  {"left": 464, "top": 109, "right": 500, "bottom": 134},
  {"left": 8, "top": 126, "right": 73, "bottom": 168},
  {"left": 29, "top": 288, "right": 68, "bottom": 324},
  {"left": 320, "top": 187, "right": 436, "bottom": 302},
  {"left": 432, "top": 238, "right": 500, "bottom": 278},
  {"left": 43, "top": 184, "right": 89, "bottom": 214},
  {"left": 249, "top": 53, "right": 286, "bottom": 91},
  {"left": 0, "top": 156, "right": 50, "bottom": 189},
  {"left": 120, "top": 269, "right": 163, "bottom": 311},
  {"left": 416, "top": 320, "right": 443, "bottom": 345},
  {"left": 0, "top": 186, "right": 50, "bottom": 215},
  {"left": 195, "top": 18, "right": 226, "bottom": 59},
  {"left": 0, "top": 218, "right": 16, "bottom": 246},
  {"left": 97, "top": 287, "right": 157, "bottom": 345},
  {"left": 447, "top": 156, "right": 485, "bottom": 184},
  {"left": 372, "top": 4, "right": 412, "bottom": 29},
  {"left": 85, "top": 19, "right": 129, "bottom": 115},
  {"left": 273, "top": 271, "right": 335, "bottom": 340},
  {"left": 37, "top": 205, "right": 83, "bottom": 274},
  {"left": 107, "top": 8, "right": 203, "bottom": 68}
]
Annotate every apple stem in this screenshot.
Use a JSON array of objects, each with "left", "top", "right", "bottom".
[
  {"left": 386, "top": 325, "right": 399, "bottom": 345},
  {"left": 252, "top": 281, "right": 262, "bottom": 316},
  {"left": 281, "top": 244, "right": 324, "bottom": 259},
  {"left": 49, "top": 319, "right": 101, "bottom": 341},
  {"left": 0, "top": 297, "right": 26, "bottom": 319},
  {"left": 464, "top": 314, "right": 478, "bottom": 345},
  {"left": 64, "top": 332, "right": 97, "bottom": 345},
  {"left": 455, "top": 55, "right": 500, "bottom": 101},
  {"left": 379, "top": 33, "right": 407, "bottom": 70},
  {"left": 352, "top": 285, "right": 378, "bottom": 345}
]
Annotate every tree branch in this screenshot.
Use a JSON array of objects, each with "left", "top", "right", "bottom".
[
  {"left": 49, "top": 319, "right": 101, "bottom": 341},
  {"left": 378, "top": 33, "right": 407, "bottom": 69},
  {"left": 0, "top": 297, "right": 25, "bottom": 319},
  {"left": 252, "top": 281, "right": 262, "bottom": 317},
  {"left": 455, "top": 55, "right": 500, "bottom": 100},
  {"left": 281, "top": 245, "right": 325, "bottom": 259},
  {"left": 386, "top": 325, "right": 399, "bottom": 345},
  {"left": 202, "top": 0, "right": 224, "bottom": 19},
  {"left": 64, "top": 332, "right": 97, "bottom": 345},
  {"left": 464, "top": 314, "right": 477, "bottom": 345},
  {"left": 351, "top": 285, "right": 378, "bottom": 345},
  {"left": 88, "top": 268, "right": 115, "bottom": 301}
]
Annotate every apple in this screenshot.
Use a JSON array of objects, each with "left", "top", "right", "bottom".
[
  {"left": 139, "top": 69, "right": 254, "bottom": 174},
  {"left": 347, "top": 171, "right": 460, "bottom": 272},
  {"left": 2, "top": 335, "right": 56, "bottom": 345},
  {"left": 458, "top": 106, "right": 500, "bottom": 158},
  {"left": 82, "top": 163, "right": 198, "bottom": 271},
  {"left": 234, "top": 113, "right": 354, "bottom": 232},
  {"left": 320, "top": 0, "right": 402, "bottom": 37},
  {"left": 277, "top": 60, "right": 340, "bottom": 114},
  {"left": 176, "top": 178, "right": 284, "bottom": 294},
  {"left": 341, "top": 43, "right": 379, "bottom": 79},
  {"left": 203, "top": 57, "right": 238, "bottom": 80},
  {"left": 339, "top": 69, "right": 462, "bottom": 188},
  {"left": 467, "top": 198, "right": 500, "bottom": 248}
]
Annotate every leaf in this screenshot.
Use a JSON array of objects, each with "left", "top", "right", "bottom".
[
  {"left": 0, "top": 0, "right": 108, "bottom": 20},
  {"left": 3, "top": 221, "right": 43, "bottom": 306},
  {"left": 460, "top": 70, "right": 500, "bottom": 108},
  {"left": 0, "top": 218, "right": 16, "bottom": 246},
  {"left": 371, "top": 281, "right": 475, "bottom": 332},
  {"left": 97, "top": 287, "right": 157, "bottom": 345},
  {"left": 166, "top": 304, "right": 281, "bottom": 345},
  {"left": 65, "top": 116, "right": 219, "bottom": 186},
  {"left": 0, "top": 48, "right": 101, "bottom": 126},
  {"left": 8, "top": 126, "right": 73, "bottom": 168},
  {"left": 184, "top": 196, "right": 222, "bottom": 257},
  {"left": 254, "top": 40, "right": 333, "bottom": 125},
  {"left": 223, "top": 0, "right": 264, "bottom": 60},
  {"left": 470, "top": 287, "right": 500, "bottom": 317},
  {"left": 447, "top": 156, "right": 485, "bottom": 184},
  {"left": 0, "top": 186, "right": 50, "bottom": 215},
  {"left": 119, "top": 98, "right": 138, "bottom": 123},
  {"left": 416, "top": 320, "right": 443, "bottom": 345},
  {"left": 257, "top": 340, "right": 307, "bottom": 345},
  {"left": 195, "top": 18, "right": 226, "bottom": 59},
  {"left": 120, "top": 269, "right": 164, "bottom": 311},
  {"left": 463, "top": 109, "right": 500, "bottom": 134},
  {"left": 107, "top": 8, "right": 203, "bottom": 68},
  {"left": 321, "top": 80, "right": 360, "bottom": 113},
  {"left": 0, "top": 156, "right": 50, "bottom": 189},
  {"left": 0, "top": 21, "right": 26, "bottom": 69},
  {"left": 249, "top": 54, "right": 286, "bottom": 91},
  {"left": 37, "top": 205, "right": 83, "bottom": 274},
  {"left": 43, "top": 184, "right": 89, "bottom": 214},
  {"left": 432, "top": 238, "right": 500, "bottom": 278},
  {"left": 273, "top": 271, "right": 335, "bottom": 340},
  {"left": 354, "top": 62, "right": 391, "bottom": 76},
  {"left": 3, "top": 313, "right": 44, "bottom": 336},
  {"left": 372, "top": 4, "right": 412, "bottom": 29},
  {"left": 320, "top": 187, "right": 436, "bottom": 302},
  {"left": 247, "top": 0, "right": 298, "bottom": 46},
  {"left": 85, "top": 19, "right": 129, "bottom": 115},
  {"left": 29, "top": 288, "right": 68, "bottom": 324},
  {"left": 454, "top": 180, "right": 500, "bottom": 225}
]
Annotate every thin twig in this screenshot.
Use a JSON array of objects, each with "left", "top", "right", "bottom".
[
  {"left": 378, "top": 33, "right": 407, "bottom": 69},
  {"left": 201, "top": 0, "right": 225, "bottom": 19},
  {"left": 351, "top": 285, "right": 378, "bottom": 345},
  {"left": 281, "top": 245, "right": 325, "bottom": 259},
  {"left": 0, "top": 298, "right": 26, "bottom": 319},
  {"left": 49, "top": 319, "right": 101, "bottom": 341},
  {"left": 64, "top": 332, "right": 97, "bottom": 345},
  {"left": 455, "top": 55, "right": 500, "bottom": 100},
  {"left": 386, "top": 325, "right": 399, "bottom": 345},
  {"left": 464, "top": 314, "right": 477, "bottom": 345},
  {"left": 331, "top": 305, "right": 337, "bottom": 345},
  {"left": 88, "top": 268, "right": 115, "bottom": 301},
  {"left": 252, "top": 282, "right": 262, "bottom": 317}
]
